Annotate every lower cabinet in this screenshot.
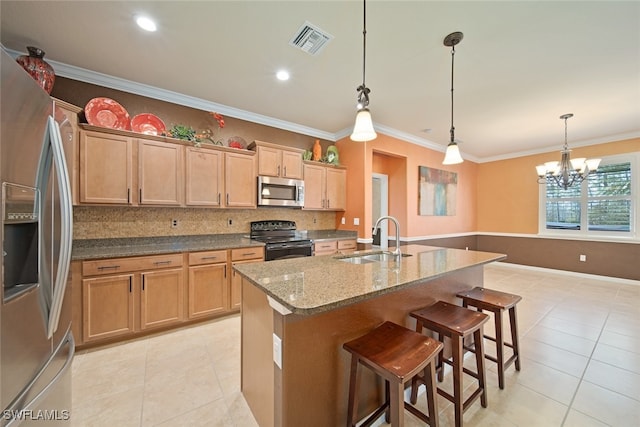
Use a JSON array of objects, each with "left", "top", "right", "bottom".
[
  {"left": 78, "top": 246, "right": 264, "bottom": 346},
  {"left": 81, "top": 253, "right": 184, "bottom": 343},
  {"left": 313, "top": 239, "right": 358, "bottom": 256},
  {"left": 230, "top": 247, "right": 265, "bottom": 309},
  {"left": 188, "top": 250, "right": 228, "bottom": 319}
]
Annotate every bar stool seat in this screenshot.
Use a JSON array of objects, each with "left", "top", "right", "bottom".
[
  {"left": 456, "top": 287, "right": 522, "bottom": 389},
  {"left": 343, "top": 321, "right": 443, "bottom": 426},
  {"left": 410, "top": 301, "right": 489, "bottom": 427}
]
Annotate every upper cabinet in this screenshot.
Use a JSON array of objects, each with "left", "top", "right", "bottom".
[
  {"left": 250, "top": 140, "right": 304, "bottom": 179},
  {"left": 303, "top": 162, "right": 346, "bottom": 211},
  {"left": 77, "top": 127, "right": 256, "bottom": 208},
  {"left": 79, "top": 130, "right": 133, "bottom": 205},
  {"left": 138, "top": 139, "right": 182, "bottom": 206}
]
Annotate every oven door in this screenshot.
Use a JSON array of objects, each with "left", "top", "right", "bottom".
[{"left": 265, "top": 241, "right": 312, "bottom": 261}]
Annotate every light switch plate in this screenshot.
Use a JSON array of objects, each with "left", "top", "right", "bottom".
[
  {"left": 273, "top": 333, "right": 282, "bottom": 368},
  {"left": 353, "top": 218, "right": 360, "bottom": 225}
]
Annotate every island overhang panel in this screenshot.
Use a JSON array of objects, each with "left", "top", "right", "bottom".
[{"left": 235, "top": 245, "right": 506, "bottom": 427}]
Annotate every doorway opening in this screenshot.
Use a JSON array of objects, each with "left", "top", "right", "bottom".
[{"left": 372, "top": 173, "right": 388, "bottom": 248}]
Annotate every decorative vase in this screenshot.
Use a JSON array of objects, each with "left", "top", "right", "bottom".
[
  {"left": 16, "top": 46, "right": 55, "bottom": 94},
  {"left": 312, "top": 139, "right": 322, "bottom": 161}
]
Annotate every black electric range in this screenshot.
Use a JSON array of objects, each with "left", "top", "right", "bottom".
[{"left": 250, "top": 220, "right": 313, "bottom": 261}]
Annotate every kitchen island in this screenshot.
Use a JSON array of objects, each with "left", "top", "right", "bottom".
[{"left": 233, "top": 244, "right": 506, "bottom": 427}]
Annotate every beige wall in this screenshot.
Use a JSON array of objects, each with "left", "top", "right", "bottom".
[{"left": 478, "top": 137, "right": 640, "bottom": 233}]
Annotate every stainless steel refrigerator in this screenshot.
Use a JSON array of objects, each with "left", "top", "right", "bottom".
[{"left": 1, "top": 48, "right": 74, "bottom": 426}]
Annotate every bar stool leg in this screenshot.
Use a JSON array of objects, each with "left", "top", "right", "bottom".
[
  {"left": 473, "top": 329, "right": 488, "bottom": 408},
  {"left": 389, "top": 380, "right": 404, "bottom": 426},
  {"left": 346, "top": 356, "right": 360, "bottom": 427},
  {"left": 425, "top": 361, "right": 439, "bottom": 427},
  {"left": 437, "top": 332, "right": 445, "bottom": 382},
  {"left": 509, "top": 306, "right": 521, "bottom": 371},
  {"left": 452, "top": 334, "right": 464, "bottom": 427},
  {"left": 494, "top": 309, "right": 505, "bottom": 389}
]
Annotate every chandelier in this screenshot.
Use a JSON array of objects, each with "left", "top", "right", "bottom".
[
  {"left": 442, "top": 32, "right": 464, "bottom": 165},
  {"left": 536, "top": 114, "right": 601, "bottom": 189},
  {"left": 350, "top": 0, "right": 377, "bottom": 142}
]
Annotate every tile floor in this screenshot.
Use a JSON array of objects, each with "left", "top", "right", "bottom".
[{"left": 71, "top": 263, "right": 640, "bottom": 426}]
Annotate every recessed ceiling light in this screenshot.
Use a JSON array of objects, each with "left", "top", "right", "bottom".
[
  {"left": 136, "top": 16, "right": 157, "bottom": 32},
  {"left": 276, "top": 70, "right": 290, "bottom": 81}
]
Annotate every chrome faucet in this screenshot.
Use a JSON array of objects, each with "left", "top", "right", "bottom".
[{"left": 373, "top": 216, "right": 402, "bottom": 258}]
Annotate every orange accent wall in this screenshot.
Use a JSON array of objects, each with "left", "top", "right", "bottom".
[
  {"left": 336, "top": 133, "right": 477, "bottom": 240},
  {"left": 478, "top": 137, "right": 640, "bottom": 233}
]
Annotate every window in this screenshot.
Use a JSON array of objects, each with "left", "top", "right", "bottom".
[{"left": 540, "top": 153, "right": 638, "bottom": 239}]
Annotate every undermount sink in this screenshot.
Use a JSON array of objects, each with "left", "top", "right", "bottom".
[{"left": 338, "top": 251, "right": 412, "bottom": 264}]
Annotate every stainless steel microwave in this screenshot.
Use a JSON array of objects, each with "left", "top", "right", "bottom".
[{"left": 257, "top": 176, "right": 305, "bottom": 207}]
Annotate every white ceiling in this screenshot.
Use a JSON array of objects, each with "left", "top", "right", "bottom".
[{"left": 2, "top": 1, "right": 639, "bottom": 162}]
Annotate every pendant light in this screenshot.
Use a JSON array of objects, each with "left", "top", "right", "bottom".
[
  {"left": 350, "top": 0, "right": 377, "bottom": 142},
  {"left": 536, "top": 114, "right": 601, "bottom": 189},
  {"left": 442, "top": 32, "right": 464, "bottom": 165}
]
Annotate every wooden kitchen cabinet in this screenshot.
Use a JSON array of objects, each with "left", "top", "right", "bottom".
[
  {"left": 82, "top": 273, "right": 135, "bottom": 342},
  {"left": 185, "top": 147, "right": 223, "bottom": 206},
  {"left": 314, "top": 240, "right": 337, "bottom": 256},
  {"left": 230, "top": 247, "right": 264, "bottom": 309},
  {"left": 338, "top": 239, "right": 357, "bottom": 254},
  {"left": 251, "top": 140, "right": 304, "bottom": 179},
  {"left": 81, "top": 253, "right": 185, "bottom": 344},
  {"left": 225, "top": 151, "right": 256, "bottom": 207},
  {"left": 138, "top": 139, "right": 182, "bottom": 205},
  {"left": 187, "top": 250, "right": 228, "bottom": 319},
  {"left": 303, "top": 162, "right": 346, "bottom": 211},
  {"left": 79, "top": 130, "right": 133, "bottom": 204}
]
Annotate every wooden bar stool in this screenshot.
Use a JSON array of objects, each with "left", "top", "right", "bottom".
[
  {"left": 456, "top": 287, "right": 522, "bottom": 389},
  {"left": 409, "top": 301, "right": 489, "bottom": 427},
  {"left": 343, "top": 321, "right": 443, "bottom": 427}
]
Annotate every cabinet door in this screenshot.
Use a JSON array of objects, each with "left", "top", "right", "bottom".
[
  {"left": 256, "top": 146, "right": 280, "bottom": 177},
  {"left": 225, "top": 152, "right": 256, "bottom": 207},
  {"left": 325, "top": 168, "right": 346, "bottom": 211},
  {"left": 303, "top": 164, "right": 326, "bottom": 210},
  {"left": 185, "top": 147, "right": 223, "bottom": 206},
  {"left": 230, "top": 257, "right": 263, "bottom": 310},
  {"left": 281, "top": 150, "right": 303, "bottom": 179},
  {"left": 82, "top": 274, "right": 135, "bottom": 342},
  {"left": 140, "top": 268, "right": 184, "bottom": 330},
  {"left": 188, "top": 263, "right": 228, "bottom": 318},
  {"left": 314, "top": 240, "right": 337, "bottom": 256},
  {"left": 338, "top": 239, "right": 357, "bottom": 254},
  {"left": 79, "top": 131, "right": 132, "bottom": 204},
  {"left": 138, "top": 140, "right": 182, "bottom": 205}
]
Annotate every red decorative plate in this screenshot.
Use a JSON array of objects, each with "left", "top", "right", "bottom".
[
  {"left": 131, "top": 113, "right": 166, "bottom": 135},
  {"left": 84, "top": 97, "right": 131, "bottom": 130}
]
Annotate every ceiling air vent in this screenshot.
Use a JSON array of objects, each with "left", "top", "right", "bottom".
[{"left": 289, "top": 21, "right": 333, "bottom": 56}]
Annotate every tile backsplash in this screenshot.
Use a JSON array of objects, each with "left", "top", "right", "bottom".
[{"left": 73, "top": 206, "right": 337, "bottom": 239}]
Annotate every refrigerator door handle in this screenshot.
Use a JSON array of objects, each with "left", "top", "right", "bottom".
[
  {"left": 47, "top": 117, "right": 73, "bottom": 338},
  {"left": 37, "top": 116, "right": 73, "bottom": 338},
  {"left": 4, "top": 331, "right": 75, "bottom": 427}
]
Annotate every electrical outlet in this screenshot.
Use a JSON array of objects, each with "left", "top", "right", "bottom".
[
  {"left": 171, "top": 219, "right": 178, "bottom": 228},
  {"left": 273, "top": 333, "right": 282, "bottom": 369},
  {"left": 341, "top": 217, "right": 346, "bottom": 225},
  {"left": 228, "top": 218, "right": 233, "bottom": 226},
  {"left": 579, "top": 254, "right": 586, "bottom": 262},
  {"left": 313, "top": 218, "right": 317, "bottom": 224}
]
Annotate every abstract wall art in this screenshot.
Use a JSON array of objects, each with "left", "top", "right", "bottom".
[{"left": 418, "top": 166, "right": 457, "bottom": 216}]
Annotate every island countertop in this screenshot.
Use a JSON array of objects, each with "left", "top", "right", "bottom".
[{"left": 233, "top": 244, "right": 506, "bottom": 316}]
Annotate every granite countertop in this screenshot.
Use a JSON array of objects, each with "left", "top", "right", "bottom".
[
  {"left": 71, "top": 234, "right": 262, "bottom": 260},
  {"left": 234, "top": 244, "right": 506, "bottom": 316},
  {"left": 71, "top": 229, "right": 358, "bottom": 260}
]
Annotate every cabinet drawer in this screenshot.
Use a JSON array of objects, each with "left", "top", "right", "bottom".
[
  {"left": 314, "top": 241, "right": 337, "bottom": 252},
  {"left": 82, "top": 253, "right": 184, "bottom": 276},
  {"left": 231, "top": 247, "right": 264, "bottom": 261},
  {"left": 338, "top": 240, "right": 357, "bottom": 250},
  {"left": 189, "top": 250, "right": 228, "bottom": 266}
]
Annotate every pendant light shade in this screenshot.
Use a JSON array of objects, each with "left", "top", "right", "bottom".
[
  {"left": 351, "top": 108, "right": 377, "bottom": 142},
  {"left": 350, "top": 0, "right": 377, "bottom": 142},
  {"left": 443, "top": 142, "right": 464, "bottom": 165},
  {"left": 442, "top": 31, "right": 464, "bottom": 165}
]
